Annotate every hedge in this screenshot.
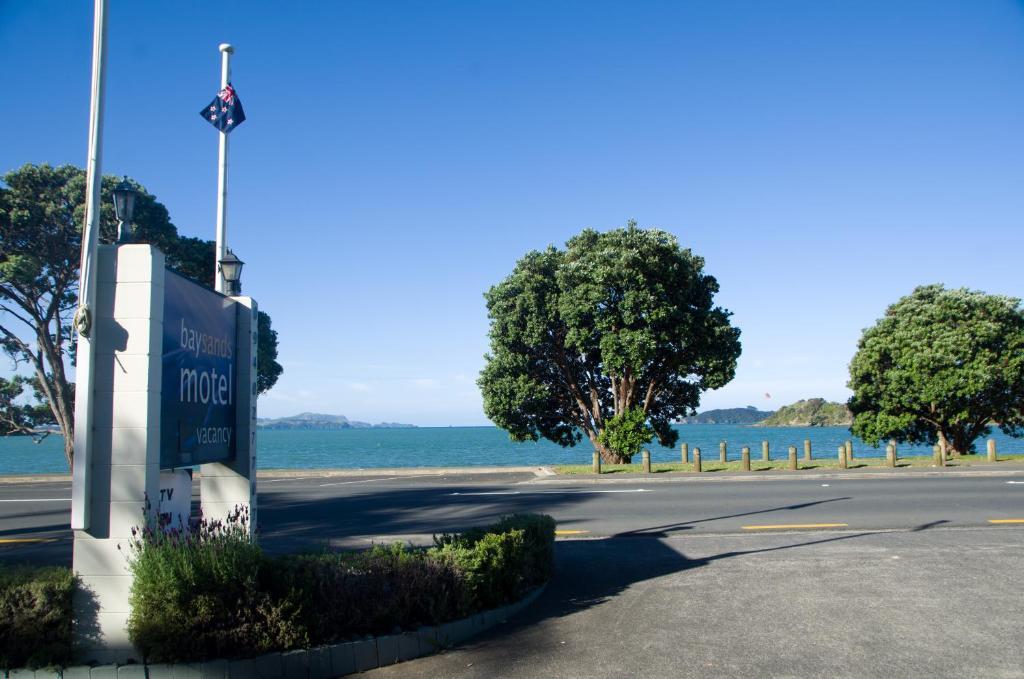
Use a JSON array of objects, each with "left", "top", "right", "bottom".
[
  {"left": 0, "top": 564, "right": 75, "bottom": 670},
  {"left": 126, "top": 511, "right": 555, "bottom": 663}
]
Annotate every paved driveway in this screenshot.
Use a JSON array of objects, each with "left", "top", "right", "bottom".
[{"left": 368, "top": 527, "right": 1024, "bottom": 679}]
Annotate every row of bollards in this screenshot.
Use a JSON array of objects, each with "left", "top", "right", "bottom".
[{"left": 591, "top": 438, "right": 1002, "bottom": 473}]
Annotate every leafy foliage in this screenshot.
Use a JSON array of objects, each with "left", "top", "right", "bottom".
[
  {"left": 126, "top": 511, "right": 555, "bottom": 663},
  {"left": 0, "top": 564, "right": 75, "bottom": 670},
  {"left": 433, "top": 514, "right": 555, "bottom": 610},
  {"left": 848, "top": 284, "right": 1024, "bottom": 454},
  {"left": 0, "top": 376, "right": 52, "bottom": 438},
  {"left": 267, "top": 544, "right": 466, "bottom": 645},
  {"left": 0, "top": 163, "right": 282, "bottom": 464},
  {"left": 597, "top": 408, "right": 653, "bottom": 461},
  {"left": 126, "top": 505, "right": 305, "bottom": 662},
  {"left": 479, "top": 222, "right": 741, "bottom": 462},
  {"left": 257, "top": 310, "right": 282, "bottom": 395}
]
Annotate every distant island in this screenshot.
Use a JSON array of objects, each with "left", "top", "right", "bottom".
[
  {"left": 756, "top": 398, "right": 852, "bottom": 427},
  {"left": 256, "top": 413, "right": 417, "bottom": 430},
  {"left": 678, "top": 399, "right": 852, "bottom": 427},
  {"left": 677, "top": 406, "right": 775, "bottom": 425}
]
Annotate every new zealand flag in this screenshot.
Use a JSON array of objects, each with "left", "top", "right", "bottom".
[{"left": 199, "top": 83, "right": 246, "bottom": 133}]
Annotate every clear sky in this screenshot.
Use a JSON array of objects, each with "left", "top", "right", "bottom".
[{"left": 2, "top": 1, "right": 1024, "bottom": 425}]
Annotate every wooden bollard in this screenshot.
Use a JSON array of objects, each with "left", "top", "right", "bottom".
[
  {"left": 933, "top": 443, "right": 943, "bottom": 467},
  {"left": 845, "top": 440, "right": 853, "bottom": 463},
  {"left": 939, "top": 439, "right": 948, "bottom": 462},
  {"left": 642, "top": 449, "right": 651, "bottom": 474},
  {"left": 720, "top": 441, "right": 727, "bottom": 463},
  {"left": 788, "top": 445, "right": 798, "bottom": 470},
  {"left": 886, "top": 443, "right": 895, "bottom": 467},
  {"left": 681, "top": 442, "right": 689, "bottom": 464},
  {"left": 804, "top": 439, "right": 812, "bottom": 461},
  {"left": 693, "top": 448, "right": 702, "bottom": 473},
  {"left": 838, "top": 445, "right": 847, "bottom": 469},
  {"left": 741, "top": 446, "right": 751, "bottom": 471},
  {"left": 762, "top": 440, "right": 770, "bottom": 462},
  {"left": 987, "top": 438, "right": 997, "bottom": 463},
  {"left": 592, "top": 451, "right": 601, "bottom": 474}
]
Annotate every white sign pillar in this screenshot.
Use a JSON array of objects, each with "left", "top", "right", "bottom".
[
  {"left": 72, "top": 245, "right": 164, "bottom": 663},
  {"left": 200, "top": 296, "right": 258, "bottom": 533}
]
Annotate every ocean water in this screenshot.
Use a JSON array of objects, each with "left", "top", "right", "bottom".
[{"left": 1, "top": 425, "right": 1020, "bottom": 476}]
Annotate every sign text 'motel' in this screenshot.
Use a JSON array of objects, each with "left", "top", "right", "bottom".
[{"left": 160, "top": 271, "right": 238, "bottom": 468}]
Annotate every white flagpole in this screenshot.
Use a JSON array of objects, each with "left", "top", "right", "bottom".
[
  {"left": 215, "top": 43, "right": 233, "bottom": 294},
  {"left": 71, "top": 0, "right": 109, "bottom": 531}
]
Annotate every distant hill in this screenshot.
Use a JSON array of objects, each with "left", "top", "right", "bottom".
[
  {"left": 678, "top": 406, "right": 775, "bottom": 425},
  {"left": 257, "top": 412, "right": 416, "bottom": 430},
  {"left": 756, "top": 398, "right": 852, "bottom": 427}
]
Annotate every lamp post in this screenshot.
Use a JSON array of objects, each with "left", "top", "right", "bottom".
[
  {"left": 112, "top": 176, "right": 137, "bottom": 243},
  {"left": 218, "top": 250, "right": 244, "bottom": 296}
]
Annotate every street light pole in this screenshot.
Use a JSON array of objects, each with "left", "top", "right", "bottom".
[{"left": 214, "top": 43, "right": 233, "bottom": 294}]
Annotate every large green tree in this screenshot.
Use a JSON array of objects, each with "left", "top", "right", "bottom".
[
  {"left": 848, "top": 284, "right": 1024, "bottom": 455},
  {"left": 0, "top": 163, "right": 282, "bottom": 467},
  {"left": 479, "top": 222, "right": 741, "bottom": 463},
  {"left": 0, "top": 376, "right": 52, "bottom": 438}
]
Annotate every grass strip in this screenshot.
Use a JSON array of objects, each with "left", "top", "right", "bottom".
[{"left": 555, "top": 453, "right": 1024, "bottom": 475}]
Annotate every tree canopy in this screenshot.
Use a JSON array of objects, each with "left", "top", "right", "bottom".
[
  {"left": 478, "top": 222, "right": 741, "bottom": 463},
  {"left": 0, "top": 163, "right": 282, "bottom": 466},
  {"left": 848, "top": 284, "right": 1024, "bottom": 455},
  {"left": 0, "top": 376, "right": 52, "bottom": 439}
]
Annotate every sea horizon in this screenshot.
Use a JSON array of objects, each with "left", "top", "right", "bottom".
[{"left": 2, "top": 424, "right": 1021, "bottom": 477}]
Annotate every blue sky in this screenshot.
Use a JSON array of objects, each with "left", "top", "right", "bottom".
[{"left": 3, "top": 1, "right": 1024, "bottom": 425}]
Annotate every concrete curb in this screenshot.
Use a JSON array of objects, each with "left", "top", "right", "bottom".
[
  {"left": 8, "top": 584, "right": 547, "bottom": 679},
  {"left": 0, "top": 473, "right": 72, "bottom": 483},
  {"left": 0, "top": 467, "right": 556, "bottom": 483},
  {"left": 253, "top": 466, "right": 555, "bottom": 478}
]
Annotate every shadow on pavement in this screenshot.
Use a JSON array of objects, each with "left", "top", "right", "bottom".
[
  {"left": 480, "top": 513, "right": 955, "bottom": 648},
  {"left": 613, "top": 496, "right": 851, "bottom": 538},
  {"left": 256, "top": 483, "right": 597, "bottom": 554},
  {"left": 0, "top": 522, "right": 68, "bottom": 538}
]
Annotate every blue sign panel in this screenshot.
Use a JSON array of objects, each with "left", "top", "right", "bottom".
[{"left": 160, "top": 271, "right": 238, "bottom": 468}]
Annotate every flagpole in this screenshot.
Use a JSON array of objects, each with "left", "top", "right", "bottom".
[
  {"left": 71, "top": 0, "right": 109, "bottom": 531},
  {"left": 215, "top": 43, "right": 233, "bottom": 294}
]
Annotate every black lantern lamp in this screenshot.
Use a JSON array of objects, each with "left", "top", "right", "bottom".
[
  {"left": 218, "top": 250, "right": 244, "bottom": 296},
  {"left": 112, "top": 176, "right": 138, "bottom": 243}
]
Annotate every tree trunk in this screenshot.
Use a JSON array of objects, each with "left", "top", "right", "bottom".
[
  {"left": 583, "top": 428, "right": 631, "bottom": 464},
  {"left": 939, "top": 428, "right": 974, "bottom": 457},
  {"left": 32, "top": 328, "right": 76, "bottom": 469},
  {"left": 594, "top": 441, "right": 630, "bottom": 464}
]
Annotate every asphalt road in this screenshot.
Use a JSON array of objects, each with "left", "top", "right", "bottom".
[
  {"left": 1, "top": 469, "right": 1022, "bottom": 677},
  {"left": 1, "top": 468, "right": 1024, "bottom": 562}
]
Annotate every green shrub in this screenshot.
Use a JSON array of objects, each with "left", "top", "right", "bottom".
[
  {"left": 266, "top": 543, "right": 466, "bottom": 644},
  {"left": 432, "top": 513, "right": 555, "bottom": 609},
  {"left": 597, "top": 408, "right": 654, "bottom": 462},
  {"left": 127, "top": 511, "right": 555, "bottom": 663},
  {"left": 126, "top": 506, "right": 306, "bottom": 662},
  {"left": 0, "top": 564, "right": 75, "bottom": 670}
]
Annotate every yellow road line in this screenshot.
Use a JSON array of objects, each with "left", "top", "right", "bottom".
[
  {"left": 0, "top": 537, "right": 58, "bottom": 544},
  {"left": 988, "top": 519, "right": 1024, "bottom": 524},
  {"left": 555, "top": 529, "right": 590, "bottom": 535},
  {"left": 742, "top": 523, "right": 848, "bottom": 531}
]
